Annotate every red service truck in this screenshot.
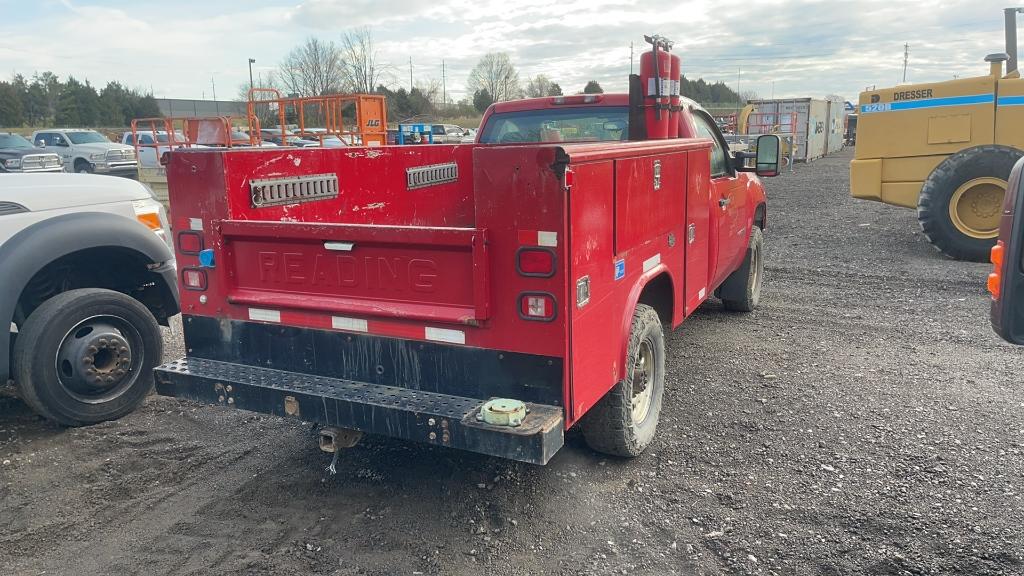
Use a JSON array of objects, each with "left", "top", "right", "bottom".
[{"left": 155, "top": 36, "right": 781, "bottom": 464}]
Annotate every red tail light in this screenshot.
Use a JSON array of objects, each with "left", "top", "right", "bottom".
[
  {"left": 182, "top": 268, "right": 208, "bottom": 290},
  {"left": 517, "top": 248, "right": 556, "bottom": 277},
  {"left": 988, "top": 240, "right": 1005, "bottom": 299},
  {"left": 519, "top": 292, "right": 556, "bottom": 321}
]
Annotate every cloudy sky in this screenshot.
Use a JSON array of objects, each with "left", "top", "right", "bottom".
[{"left": 0, "top": 0, "right": 1017, "bottom": 103}]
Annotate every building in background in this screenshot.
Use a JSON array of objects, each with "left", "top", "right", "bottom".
[{"left": 155, "top": 99, "right": 246, "bottom": 118}]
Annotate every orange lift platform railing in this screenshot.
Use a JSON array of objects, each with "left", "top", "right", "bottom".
[
  {"left": 130, "top": 116, "right": 247, "bottom": 206},
  {"left": 246, "top": 88, "right": 388, "bottom": 147}
]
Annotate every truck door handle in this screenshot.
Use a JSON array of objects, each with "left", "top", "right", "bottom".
[{"left": 719, "top": 197, "right": 731, "bottom": 208}]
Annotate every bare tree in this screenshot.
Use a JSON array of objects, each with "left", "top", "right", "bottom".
[
  {"left": 278, "top": 37, "right": 345, "bottom": 97},
  {"left": 467, "top": 53, "right": 521, "bottom": 102},
  {"left": 525, "top": 74, "right": 557, "bottom": 98},
  {"left": 415, "top": 78, "right": 443, "bottom": 108},
  {"left": 340, "top": 27, "right": 387, "bottom": 93}
]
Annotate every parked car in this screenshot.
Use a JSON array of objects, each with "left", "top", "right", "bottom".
[
  {"left": 120, "top": 130, "right": 198, "bottom": 168},
  {"left": 1, "top": 173, "right": 179, "bottom": 425},
  {"left": 32, "top": 129, "right": 138, "bottom": 176},
  {"left": 990, "top": 157, "right": 1024, "bottom": 345},
  {"left": 300, "top": 128, "right": 350, "bottom": 147},
  {"left": 259, "top": 129, "right": 318, "bottom": 147},
  {"left": 431, "top": 124, "right": 466, "bottom": 143},
  {"left": 0, "top": 133, "right": 64, "bottom": 173},
  {"left": 229, "top": 131, "right": 278, "bottom": 148}
]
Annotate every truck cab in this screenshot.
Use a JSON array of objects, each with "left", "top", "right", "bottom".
[
  {"left": 32, "top": 129, "right": 138, "bottom": 176},
  {"left": 0, "top": 133, "right": 63, "bottom": 173},
  {"left": 153, "top": 36, "right": 781, "bottom": 464},
  {"left": 478, "top": 93, "right": 771, "bottom": 298}
]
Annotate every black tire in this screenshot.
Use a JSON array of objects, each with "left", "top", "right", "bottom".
[
  {"left": 13, "top": 288, "right": 162, "bottom": 426},
  {"left": 580, "top": 304, "right": 665, "bottom": 457},
  {"left": 719, "top": 226, "right": 764, "bottom": 312},
  {"left": 74, "top": 159, "right": 93, "bottom": 174},
  {"left": 918, "top": 145, "right": 1022, "bottom": 262}
]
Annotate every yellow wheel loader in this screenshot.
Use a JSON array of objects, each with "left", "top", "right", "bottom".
[{"left": 851, "top": 8, "right": 1024, "bottom": 261}]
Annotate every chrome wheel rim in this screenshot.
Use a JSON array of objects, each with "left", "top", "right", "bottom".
[
  {"left": 751, "top": 238, "right": 763, "bottom": 297},
  {"left": 631, "top": 340, "right": 655, "bottom": 423}
]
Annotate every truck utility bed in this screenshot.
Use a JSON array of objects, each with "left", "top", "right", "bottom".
[{"left": 156, "top": 134, "right": 723, "bottom": 463}]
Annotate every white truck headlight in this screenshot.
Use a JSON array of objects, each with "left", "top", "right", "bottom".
[{"left": 89, "top": 152, "right": 106, "bottom": 161}]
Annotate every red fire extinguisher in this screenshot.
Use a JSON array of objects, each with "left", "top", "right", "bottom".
[
  {"left": 640, "top": 35, "right": 674, "bottom": 140},
  {"left": 668, "top": 52, "right": 681, "bottom": 138}
]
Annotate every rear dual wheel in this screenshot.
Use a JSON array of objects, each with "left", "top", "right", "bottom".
[{"left": 13, "top": 288, "right": 162, "bottom": 426}]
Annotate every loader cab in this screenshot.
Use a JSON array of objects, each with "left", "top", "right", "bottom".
[{"left": 990, "top": 157, "right": 1024, "bottom": 344}]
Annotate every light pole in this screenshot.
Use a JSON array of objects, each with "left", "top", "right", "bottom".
[{"left": 248, "top": 58, "right": 256, "bottom": 91}]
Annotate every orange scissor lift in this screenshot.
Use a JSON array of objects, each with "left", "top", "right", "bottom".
[{"left": 246, "top": 88, "right": 388, "bottom": 147}]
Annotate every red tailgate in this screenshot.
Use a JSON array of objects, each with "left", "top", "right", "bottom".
[{"left": 221, "top": 220, "right": 490, "bottom": 325}]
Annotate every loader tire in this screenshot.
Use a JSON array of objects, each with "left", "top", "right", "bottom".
[
  {"left": 580, "top": 304, "right": 665, "bottom": 458},
  {"left": 719, "top": 226, "right": 764, "bottom": 312},
  {"left": 918, "top": 145, "right": 1022, "bottom": 261}
]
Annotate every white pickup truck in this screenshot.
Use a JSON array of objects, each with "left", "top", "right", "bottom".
[
  {"left": 1, "top": 174, "right": 178, "bottom": 425},
  {"left": 32, "top": 129, "right": 138, "bottom": 176}
]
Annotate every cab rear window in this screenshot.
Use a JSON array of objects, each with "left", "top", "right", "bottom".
[{"left": 479, "top": 106, "right": 628, "bottom": 144}]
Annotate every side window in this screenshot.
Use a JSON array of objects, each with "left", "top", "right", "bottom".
[
  {"left": 124, "top": 134, "right": 135, "bottom": 145},
  {"left": 36, "top": 133, "right": 52, "bottom": 146},
  {"left": 692, "top": 113, "right": 730, "bottom": 177},
  {"left": 54, "top": 133, "right": 67, "bottom": 146}
]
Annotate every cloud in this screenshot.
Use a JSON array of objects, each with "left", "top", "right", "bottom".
[
  {"left": 0, "top": 0, "right": 1015, "bottom": 103},
  {"left": 288, "top": 0, "right": 440, "bottom": 28}
]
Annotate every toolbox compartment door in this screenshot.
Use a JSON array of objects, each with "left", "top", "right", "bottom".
[{"left": 220, "top": 220, "right": 490, "bottom": 324}]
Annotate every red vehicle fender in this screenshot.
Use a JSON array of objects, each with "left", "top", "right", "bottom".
[
  {"left": 613, "top": 263, "right": 677, "bottom": 383},
  {"left": 745, "top": 178, "right": 768, "bottom": 229}
]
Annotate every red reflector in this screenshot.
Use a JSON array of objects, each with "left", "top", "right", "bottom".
[
  {"left": 519, "top": 293, "right": 556, "bottom": 321},
  {"left": 518, "top": 248, "right": 555, "bottom": 277},
  {"left": 563, "top": 167, "right": 575, "bottom": 189},
  {"left": 182, "top": 268, "right": 207, "bottom": 290},
  {"left": 178, "top": 231, "right": 202, "bottom": 254}
]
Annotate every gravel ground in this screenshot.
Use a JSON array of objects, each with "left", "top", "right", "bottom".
[{"left": 2, "top": 149, "right": 1023, "bottom": 576}]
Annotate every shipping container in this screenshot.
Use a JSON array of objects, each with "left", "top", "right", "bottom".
[
  {"left": 824, "top": 98, "right": 846, "bottom": 155},
  {"left": 744, "top": 98, "right": 845, "bottom": 162}
]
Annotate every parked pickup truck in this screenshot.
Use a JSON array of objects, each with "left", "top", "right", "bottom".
[
  {"left": 32, "top": 129, "right": 137, "bottom": 176},
  {"left": 154, "top": 38, "right": 780, "bottom": 464},
  {"left": 2, "top": 174, "right": 179, "bottom": 425},
  {"left": 121, "top": 130, "right": 194, "bottom": 168},
  {"left": 431, "top": 124, "right": 467, "bottom": 144},
  {"left": 0, "top": 133, "right": 64, "bottom": 173}
]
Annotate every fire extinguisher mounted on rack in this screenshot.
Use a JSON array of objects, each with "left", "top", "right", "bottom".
[{"left": 629, "top": 34, "right": 680, "bottom": 141}]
